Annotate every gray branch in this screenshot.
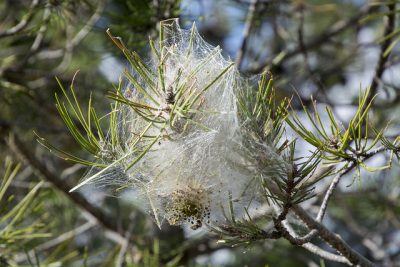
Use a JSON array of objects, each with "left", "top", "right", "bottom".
[{"left": 0, "top": 0, "right": 39, "bottom": 38}]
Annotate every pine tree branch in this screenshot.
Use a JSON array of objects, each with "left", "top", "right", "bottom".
[
  {"left": 280, "top": 217, "right": 352, "bottom": 265},
  {"left": 6, "top": 131, "right": 126, "bottom": 239},
  {"left": 273, "top": 202, "right": 318, "bottom": 247},
  {"left": 301, "top": 242, "right": 352, "bottom": 265},
  {"left": 293, "top": 146, "right": 387, "bottom": 245},
  {"left": 269, "top": 142, "right": 390, "bottom": 266},
  {"left": 292, "top": 205, "right": 375, "bottom": 267}
]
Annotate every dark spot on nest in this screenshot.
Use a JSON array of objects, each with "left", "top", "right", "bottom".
[{"left": 165, "top": 85, "right": 175, "bottom": 105}]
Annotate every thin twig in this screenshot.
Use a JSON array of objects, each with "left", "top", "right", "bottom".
[
  {"left": 296, "top": 2, "right": 340, "bottom": 116},
  {"left": 235, "top": 0, "right": 258, "bottom": 70},
  {"left": 292, "top": 205, "right": 375, "bottom": 267},
  {"left": 36, "top": 221, "right": 96, "bottom": 251},
  {"left": 272, "top": 202, "right": 317, "bottom": 246},
  {"left": 316, "top": 162, "right": 355, "bottom": 222},
  {"left": 369, "top": 3, "right": 396, "bottom": 96},
  {"left": 247, "top": 3, "right": 371, "bottom": 74},
  {"left": 272, "top": 204, "right": 351, "bottom": 265},
  {"left": 71, "top": 1, "right": 106, "bottom": 48},
  {"left": 316, "top": 145, "right": 387, "bottom": 222},
  {"left": 15, "top": 220, "right": 97, "bottom": 263},
  {"left": 116, "top": 219, "right": 136, "bottom": 267},
  {"left": 30, "top": 5, "right": 51, "bottom": 53},
  {"left": 0, "top": 0, "right": 39, "bottom": 38},
  {"left": 270, "top": 143, "right": 388, "bottom": 266},
  {"left": 11, "top": 2, "right": 52, "bottom": 71},
  {"left": 279, "top": 213, "right": 351, "bottom": 265},
  {"left": 334, "top": 203, "right": 389, "bottom": 261},
  {"left": 302, "top": 242, "right": 351, "bottom": 265},
  {"left": 54, "top": 0, "right": 106, "bottom": 73}
]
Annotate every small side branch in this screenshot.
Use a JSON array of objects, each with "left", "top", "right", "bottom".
[
  {"left": 369, "top": 2, "right": 397, "bottom": 100},
  {"left": 292, "top": 205, "right": 375, "bottom": 267},
  {"left": 281, "top": 218, "right": 351, "bottom": 265},
  {"left": 302, "top": 242, "right": 352, "bottom": 265},
  {"left": 235, "top": 0, "right": 259, "bottom": 70},
  {"left": 316, "top": 162, "right": 355, "bottom": 222}
]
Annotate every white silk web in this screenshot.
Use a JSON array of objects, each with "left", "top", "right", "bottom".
[{"left": 76, "top": 19, "right": 285, "bottom": 230}]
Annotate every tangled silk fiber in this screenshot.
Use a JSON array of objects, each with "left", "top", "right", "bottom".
[{"left": 77, "top": 19, "right": 286, "bottom": 230}]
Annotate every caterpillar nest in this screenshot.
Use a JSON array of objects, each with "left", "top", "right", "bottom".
[{"left": 73, "top": 19, "right": 288, "bottom": 230}]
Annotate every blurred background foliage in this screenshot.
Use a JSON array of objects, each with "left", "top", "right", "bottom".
[{"left": 0, "top": 0, "right": 399, "bottom": 266}]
